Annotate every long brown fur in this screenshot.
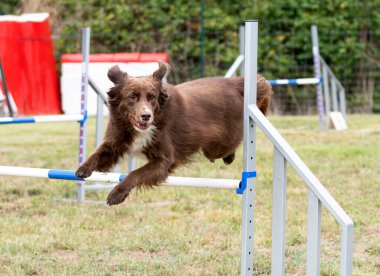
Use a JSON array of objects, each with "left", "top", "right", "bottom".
[{"left": 75, "top": 62, "right": 271, "bottom": 205}]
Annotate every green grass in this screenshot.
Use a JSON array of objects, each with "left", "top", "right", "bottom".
[{"left": 0, "top": 114, "right": 379, "bottom": 275}]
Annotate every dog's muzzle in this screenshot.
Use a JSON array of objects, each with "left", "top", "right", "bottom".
[{"left": 133, "top": 110, "right": 153, "bottom": 131}]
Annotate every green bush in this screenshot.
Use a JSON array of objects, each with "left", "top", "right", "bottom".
[{"left": 2, "top": 0, "right": 380, "bottom": 112}]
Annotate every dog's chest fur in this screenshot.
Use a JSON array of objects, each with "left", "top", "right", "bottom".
[{"left": 128, "top": 126, "right": 156, "bottom": 158}]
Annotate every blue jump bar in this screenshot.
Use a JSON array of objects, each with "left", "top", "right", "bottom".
[
  {"left": 48, "top": 170, "right": 83, "bottom": 181},
  {"left": 269, "top": 78, "right": 322, "bottom": 86},
  {"left": 0, "top": 117, "right": 35, "bottom": 124},
  {"left": 0, "top": 114, "right": 85, "bottom": 125},
  {"left": 47, "top": 170, "right": 127, "bottom": 182},
  {"left": 119, "top": 174, "right": 127, "bottom": 182},
  {"left": 47, "top": 170, "right": 128, "bottom": 181}
]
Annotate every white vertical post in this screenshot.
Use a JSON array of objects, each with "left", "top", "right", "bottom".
[
  {"left": 95, "top": 93, "right": 104, "bottom": 148},
  {"left": 240, "top": 20, "right": 258, "bottom": 276},
  {"left": 307, "top": 189, "right": 321, "bottom": 275},
  {"left": 88, "top": 77, "right": 106, "bottom": 148},
  {"left": 340, "top": 88, "right": 347, "bottom": 120},
  {"left": 271, "top": 146, "right": 287, "bottom": 276},
  {"left": 77, "top": 27, "right": 90, "bottom": 203},
  {"left": 331, "top": 78, "right": 339, "bottom": 112},
  {"left": 340, "top": 223, "right": 354, "bottom": 275},
  {"left": 311, "top": 25, "right": 325, "bottom": 130},
  {"left": 128, "top": 156, "right": 136, "bottom": 172},
  {"left": 322, "top": 64, "right": 331, "bottom": 118},
  {"left": 239, "top": 25, "right": 245, "bottom": 76}
]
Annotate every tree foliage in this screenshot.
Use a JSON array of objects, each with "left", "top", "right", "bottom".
[{"left": 2, "top": 0, "right": 380, "bottom": 112}]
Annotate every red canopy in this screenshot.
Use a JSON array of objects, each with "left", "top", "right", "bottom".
[{"left": 0, "top": 13, "right": 61, "bottom": 115}]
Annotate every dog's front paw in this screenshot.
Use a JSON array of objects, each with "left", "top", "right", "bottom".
[
  {"left": 107, "top": 186, "right": 130, "bottom": 205},
  {"left": 75, "top": 164, "right": 93, "bottom": 179}
]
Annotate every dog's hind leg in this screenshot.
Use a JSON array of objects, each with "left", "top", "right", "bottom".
[
  {"left": 223, "top": 153, "right": 235, "bottom": 165},
  {"left": 202, "top": 144, "right": 236, "bottom": 164},
  {"left": 202, "top": 148, "right": 215, "bottom": 163}
]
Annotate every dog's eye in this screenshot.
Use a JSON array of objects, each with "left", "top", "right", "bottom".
[
  {"left": 147, "top": 95, "right": 156, "bottom": 101},
  {"left": 128, "top": 94, "right": 137, "bottom": 100}
]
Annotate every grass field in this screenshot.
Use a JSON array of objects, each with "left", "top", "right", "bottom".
[{"left": 0, "top": 114, "right": 379, "bottom": 275}]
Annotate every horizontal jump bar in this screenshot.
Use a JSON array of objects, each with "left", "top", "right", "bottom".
[
  {"left": 269, "top": 78, "right": 321, "bottom": 86},
  {"left": 0, "top": 114, "right": 85, "bottom": 125},
  {"left": 0, "top": 166, "right": 240, "bottom": 190}
]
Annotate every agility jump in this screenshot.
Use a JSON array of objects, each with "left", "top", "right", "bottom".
[
  {"left": 0, "top": 21, "right": 353, "bottom": 275},
  {"left": 225, "top": 25, "right": 347, "bottom": 131}
]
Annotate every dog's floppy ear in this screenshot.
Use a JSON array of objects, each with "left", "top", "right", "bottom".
[
  {"left": 107, "top": 65, "right": 126, "bottom": 84},
  {"left": 158, "top": 89, "right": 168, "bottom": 107},
  {"left": 107, "top": 86, "right": 121, "bottom": 106},
  {"left": 107, "top": 66, "right": 125, "bottom": 106},
  {"left": 153, "top": 61, "right": 170, "bottom": 81}
]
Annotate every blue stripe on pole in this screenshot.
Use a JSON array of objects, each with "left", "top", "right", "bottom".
[
  {"left": 48, "top": 170, "right": 82, "bottom": 181},
  {"left": 0, "top": 117, "right": 35, "bottom": 124}
]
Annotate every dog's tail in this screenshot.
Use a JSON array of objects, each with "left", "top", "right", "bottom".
[{"left": 233, "top": 75, "right": 272, "bottom": 115}]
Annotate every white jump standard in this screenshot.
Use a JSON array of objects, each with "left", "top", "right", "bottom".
[
  {"left": 226, "top": 24, "right": 347, "bottom": 131},
  {"left": 76, "top": 27, "right": 90, "bottom": 203}
]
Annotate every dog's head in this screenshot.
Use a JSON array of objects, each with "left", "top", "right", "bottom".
[{"left": 107, "top": 61, "right": 170, "bottom": 132}]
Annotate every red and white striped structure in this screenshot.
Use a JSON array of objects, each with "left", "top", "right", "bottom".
[
  {"left": 0, "top": 13, "right": 61, "bottom": 115},
  {"left": 61, "top": 52, "right": 169, "bottom": 116}
]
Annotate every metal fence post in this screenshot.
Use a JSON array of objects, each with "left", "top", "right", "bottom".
[
  {"left": 240, "top": 20, "right": 258, "bottom": 276},
  {"left": 311, "top": 25, "right": 325, "bottom": 130},
  {"left": 95, "top": 90, "right": 104, "bottom": 148},
  {"left": 271, "top": 146, "right": 287, "bottom": 276},
  {"left": 88, "top": 77, "right": 107, "bottom": 147},
  {"left": 340, "top": 88, "right": 347, "bottom": 120},
  {"left": 307, "top": 189, "right": 321, "bottom": 275},
  {"left": 127, "top": 156, "right": 136, "bottom": 172},
  {"left": 322, "top": 63, "right": 331, "bottom": 118},
  {"left": 331, "top": 78, "right": 339, "bottom": 112},
  {"left": 77, "top": 27, "right": 90, "bottom": 203},
  {"left": 340, "top": 222, "right": 354, "bottom": 275},
  {"left": 239, "top": 25, "right": 245, "bottom": 76}
]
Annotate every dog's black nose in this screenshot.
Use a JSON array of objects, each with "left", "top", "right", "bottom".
[{"left": 141, "top": 112, "right": 151, "bottom": 122}]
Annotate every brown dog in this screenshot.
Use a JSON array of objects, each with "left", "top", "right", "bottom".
[{"left": 75, "top": 62, "right": 271, "bottom": 205}]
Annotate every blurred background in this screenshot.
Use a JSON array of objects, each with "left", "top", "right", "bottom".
[{"left": 1, "top": 0, "right": 379, "bottom": 115}]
